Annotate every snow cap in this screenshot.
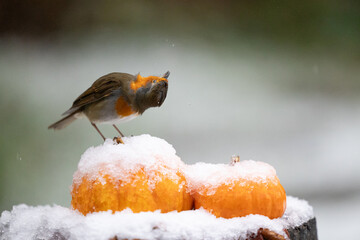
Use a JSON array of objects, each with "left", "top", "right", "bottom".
[
  {"left": 186, "top": 160, "right": 278, "bottom": 195},
  {"left": 72, "top": 135, "right": 185, "bottom": 188}
]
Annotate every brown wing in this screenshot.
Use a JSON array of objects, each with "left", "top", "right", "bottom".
[{"left": 62, "top": 72, "right": 135, "bottom": 116}]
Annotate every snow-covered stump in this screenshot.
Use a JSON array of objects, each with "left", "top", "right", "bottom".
[
  {"left": 0, "top": 135, "right": 318, "bottom": 240},
  {"left": 0, "top": 197, "right": 317, "bottom": 240},
  {"left": 287, "top": 218, "right": 317, "bottom": 240}
]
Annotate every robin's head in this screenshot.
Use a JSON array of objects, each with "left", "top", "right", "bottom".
[{"left": 133, "top": 71, "right": 169, "bottom": 114}]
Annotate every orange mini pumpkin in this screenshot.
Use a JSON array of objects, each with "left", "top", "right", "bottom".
[
  {"left": 71, "top": 135, "right": 193, "bottom": 215},
  {"left": 186, "top": 159, "right": 286, "bottom": 219}
]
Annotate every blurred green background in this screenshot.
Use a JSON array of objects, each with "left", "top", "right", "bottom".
[{"left": 1, "top": 1, "right": 360, "bottom": 239}]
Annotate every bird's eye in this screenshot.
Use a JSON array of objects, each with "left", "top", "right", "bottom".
[{"left": 152, "top": 80, "right": 157, "bottom": 83}]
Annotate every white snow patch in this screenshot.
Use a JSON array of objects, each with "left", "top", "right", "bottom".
[
  {"left": 72, "top": 135, "right": 279, "bottom": 195},
  {"left": 186, "top": 161, "right": 278, "bottom": 195},
  {"left": 0, "top": 196, "right": 313, "bottom": 240},
  {"left": 72, "top": 135, "right": 186, "bottom": 189}
]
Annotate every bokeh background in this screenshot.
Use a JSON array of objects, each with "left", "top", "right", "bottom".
[{"left": 1, "top": 1, "right": 359, "bottom": 239}]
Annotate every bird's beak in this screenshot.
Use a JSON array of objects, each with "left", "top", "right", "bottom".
[{"left": 162, "top": 71, "right": 170, "bottom": 79}]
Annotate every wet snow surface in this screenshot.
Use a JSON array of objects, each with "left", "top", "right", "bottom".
[
  {"left": 73, "top": 134, "right": 279, "bottom": 194},
  {"left": 0, "top": 196, "right": 313, "bottom": 240},
  {"left": 73, "top": 135, "right": 186, "bottom": 189},
  {"left": 186, "top": 160, "right": 278, "bottom": 195}
]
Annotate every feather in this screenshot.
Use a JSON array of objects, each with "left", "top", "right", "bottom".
[{"left": 62, "top": 73, "right": 135, "bottom": 116}]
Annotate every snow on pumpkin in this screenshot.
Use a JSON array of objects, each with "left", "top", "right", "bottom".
[
  {"left": 186, "top": 160, "right": 287, "bottom": 219},
  {"left": 71, "top": 135, "right": 193, "bottom": 215}
]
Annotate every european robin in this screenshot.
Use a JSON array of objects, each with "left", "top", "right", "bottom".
[{"left": 48, "top": 71, "right": 169, "bottom": 143}]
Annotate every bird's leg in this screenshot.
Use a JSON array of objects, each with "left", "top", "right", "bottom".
[
  {"left": 112, "top": 124, "right": 124, "bottom": 137},
  {"left": 91, "top": 123, "right": 106, "bottom": 141},
  {"left": 112, "top": 124, "right": 124, "bottom": 144}
]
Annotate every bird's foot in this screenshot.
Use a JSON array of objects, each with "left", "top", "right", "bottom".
[{"left": 113, "top": 136, "right": 124, "bottom": 144}]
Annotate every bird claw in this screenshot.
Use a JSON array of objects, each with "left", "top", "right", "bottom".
[{"left": 113, "top": 136, "right": 124, "bottom": 144}]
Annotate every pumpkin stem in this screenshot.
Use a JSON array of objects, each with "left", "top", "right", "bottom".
[
  {"left": 113, "top": 136, "right": 124, "bottom": 144},
  {"left": 230, "top": 155, "right": 240, "bottom": 165}
]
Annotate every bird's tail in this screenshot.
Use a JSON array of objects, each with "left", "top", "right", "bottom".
[{"left": 48, "top": 112, "right": 78, "bottom": 130}]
